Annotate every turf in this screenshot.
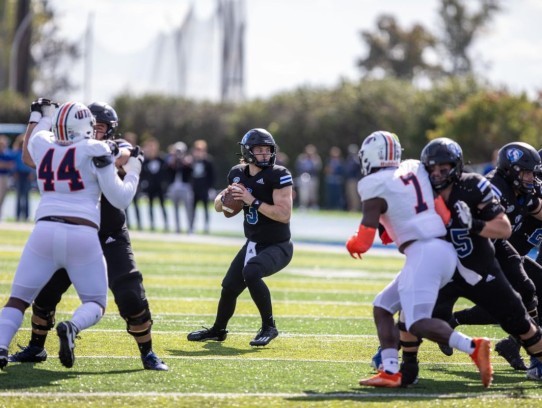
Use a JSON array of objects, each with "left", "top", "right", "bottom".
[{"left": 0, "top": 224, "right": 541, "bottom": 407}]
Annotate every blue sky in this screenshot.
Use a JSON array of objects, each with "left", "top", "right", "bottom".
[{"left": 50, "top": 0, "right": 542, "bottom": 103}]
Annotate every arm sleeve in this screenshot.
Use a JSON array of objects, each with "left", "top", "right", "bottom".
[
  {"left": 34, "top": 117, "right": 53, "bottom": 134},
  {"left": 95, "top": 164, "right": 140, "bottom": 210}
]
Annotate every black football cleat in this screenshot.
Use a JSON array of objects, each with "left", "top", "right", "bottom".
[
  {"left": 141, "top": 351, "right": 169, "bottom": 371},
  {"left": 56, "top": 321, "right": 78, "bottom": 368},
  {"left": 400, "top": 359, "right": 419, "bottom": 386},
  {"left": 8, "top": 344, "right": 47, "bottom": 363},
  {"left": 187, "top": 327, "right": 228, "bottom": 342},
  {"left": 0, "top": 347, "right": 7, "bottom": 370},
  {"left": 495, "top": 336, "right": 527, "bottom": 371},
  {"left": 250, "top": 326, "right": 279, "bottom": 347}
]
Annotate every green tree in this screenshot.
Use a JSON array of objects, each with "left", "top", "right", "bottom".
[
  {"left": 31, "top": 0, "right": 80, "bottom": 98},
  {"left": 357, "top": 14, "right": 440, "bottom": 81},
  {"left": 437, "top": 0, "right": 501, "bottom": 75},
  {"left": 0, "top": 0, "right": 80, "bottom": 98},
  {"left": 428, "top": 91, "right": 542, "bottom": 163}
]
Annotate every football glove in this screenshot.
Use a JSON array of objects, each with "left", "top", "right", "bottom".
[
  {"left": 380, "top": 229, "right": 393, "bottom": 245},
  {"left": 346, "top": 225, "right": 376, "bottom": 259},
  {"left": 453, "top": 200, "right": 472, "bottom": 230},
  {"left": 453, "top": 200, "right": 485, "bottom": 234},
  {"left": 29, "top": 98, "right": 59, "bottom": 122},
  {"left": 123, "top": 156, "right": 142, "bottom": 176}
]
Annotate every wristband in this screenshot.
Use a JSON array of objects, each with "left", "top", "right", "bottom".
[
  {"left": 251, "top": 199, "right": 262, "bottom": 211},
  {"left": 29, "top": 111, "right": 42, "bottom": 123},
  {"left": 471, "top": 219, "right": 486, "bottom": 234}
]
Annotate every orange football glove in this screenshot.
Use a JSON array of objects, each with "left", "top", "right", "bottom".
[
  {"left": 346, "top": 225, "right": 377, "bottom": 259},
  {"left": 380, "top": 229, "right": 393, "bottom": 245}
]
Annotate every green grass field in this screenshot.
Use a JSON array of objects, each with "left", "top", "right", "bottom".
[{"left": 0, "top": 224, "right": 541, "bottom": 407}]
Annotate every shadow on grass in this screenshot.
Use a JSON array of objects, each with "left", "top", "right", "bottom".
[
  {"left": 284, "top": 366, "right": 538, "bottom": 403},
  {"left": 0, "top": 362, "right": 140, "bottom": 390},
  {"left": 169, "top": 341, "right": 263, "bottom": 357}
]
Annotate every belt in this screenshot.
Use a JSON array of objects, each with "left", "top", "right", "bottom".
[
  {"left": 38, "top": 216, "right": 99, "bottom": 230},
  {"left": 399, "top": 236, "right": 447, "bottom": 254}
]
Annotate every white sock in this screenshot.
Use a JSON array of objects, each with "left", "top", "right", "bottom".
[
  {"left": 381, "top": 347, "right": 399, "bottom": 374},
  {"left": 448, "top": 331, "right": 475, "bottom": 354},
  {"left": 0, "top": 307, "right": 24, "bottom": 349},
  {"left": 70, "top": 302, "right": 104, "bottom": 332}
]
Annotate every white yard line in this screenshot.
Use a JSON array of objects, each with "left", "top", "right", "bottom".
[{"left": 0, "top": 391, "right": 537, "bottom": 399}]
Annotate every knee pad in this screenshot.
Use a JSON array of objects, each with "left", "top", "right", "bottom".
[
  {"left": 520, "top": 328, "right": 542, "bottom": 357},
  {"left": 397, "top": 320, "right": 422, "bottom": 348},
  {"left": 500, "top": 313, "right": 532, "bottom": 337},
  {"left": 124, "top": 307, "right": 153, "bottom": 338},
  {"left": 220, "top": 286, "right": 245, "bottom": 300},
  {"left": 221, "top": 279, "right": 246, "bottom": 298},
  {"left": 32, "top": 303, "right": 55, "bottom": 331},
  {"left": 111, "top": 272, "right": 146, "bottom": 317},
  {"left": 242, "top": 263, "right": 263, "bottom": 286}
]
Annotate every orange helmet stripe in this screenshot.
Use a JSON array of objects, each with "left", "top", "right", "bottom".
[
  {"left": 56, "top": 102, "right": 76, "bottom": 142},
  {"left": 383, "top": 132, "right": 395, "bottom": 161}
]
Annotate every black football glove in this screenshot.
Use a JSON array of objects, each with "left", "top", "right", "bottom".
[
  {"left": 29, "top": 98, "right": 59, "bottom": 122},
  {"left": 129, "top": 145, "right": 144, "bottom": 164},
  {"left": 30, "top": 98, "right": 59, "bottom": 112}
]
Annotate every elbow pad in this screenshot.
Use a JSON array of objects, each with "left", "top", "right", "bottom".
[{"left": 93, "top": 155, "right": 114, "bottom": 168}]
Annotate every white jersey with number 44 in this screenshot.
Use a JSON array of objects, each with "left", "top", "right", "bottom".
[{"left": 29, "top": 130, "right": 121, "bottom": 226}]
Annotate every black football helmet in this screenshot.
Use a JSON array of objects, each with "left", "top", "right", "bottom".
[
  {"left": 239, "top": 128, "right": 276, "bottom": 168},
  {"left": 88, "top": 101, "right": 119, "bottom": 139},
  {"left": 420, "top": 137, "right": 464, "bottom": 191},
  {"left": 497, "top": 142, "right": 541, "bottom": 194}
]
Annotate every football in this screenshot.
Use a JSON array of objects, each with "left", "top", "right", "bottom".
[{"left": 221, "top": 185, "right": 244, "bottom": 218}]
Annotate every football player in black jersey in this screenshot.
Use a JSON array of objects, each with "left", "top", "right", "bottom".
[
  {"left": 8, "top": 102, "right": 168, "bottom": 371},
  {"left": 187, "top": 128, "right": 294, "bottom": 347},
  {"left": 442, "top": 142, "right": 542, "bottom": 372},
  {"left": 419, "top": 138, "right": 542, "bottom": 381}
]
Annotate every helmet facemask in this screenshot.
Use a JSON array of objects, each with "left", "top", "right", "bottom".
[
  {"left": 420, "top": 138, "right": 464, "bottom": 192},
  {"left": 239, "top": 128, "right": 277, "bottom": 168},
  {"left": 88, "top": 101, "right": 119, "bottom": 140},
  {"left": 497, "top": 142, "right": 542, "bottom": 195}
]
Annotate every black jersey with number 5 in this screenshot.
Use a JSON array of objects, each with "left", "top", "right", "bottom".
[
  {"left": 227, "top": 164, "right": 293, "bottom": 244},
  {"left": 445, "top": 172, "right": 504, "bottom": 278}
]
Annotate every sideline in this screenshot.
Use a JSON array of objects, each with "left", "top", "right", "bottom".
[{"left": 0, "top": 220, "right": 402, "bottom": 257}]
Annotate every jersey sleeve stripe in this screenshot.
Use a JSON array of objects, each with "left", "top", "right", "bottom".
[{"left": 280, "top": 175, "right": 292, "bottom": 184}]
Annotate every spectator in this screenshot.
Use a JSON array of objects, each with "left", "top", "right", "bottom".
[
  {"left": 295, "top": 144, "right": 322, "bottom": 210},
  {"left": 189, "top": 140, "right": 215, "bottom": 234},
  {"left": 11, "top": 134, "right": 34, "bottom": 222},
  {"left": 324, "top": 146, "right": 345, "bottom": 210},
  {"left": 124, "top": 132, "right": 143, "bottom": 230},
  {"left": 140, "top": 137, "right": 170, "bottom": 232},
  {"left": 0, "top": 135, "right": 15, "bottom": 221},
  {"left": 166, "top": 141, "right": 193, "bottom": 233},
  {"left": 344, "top": 143, "right": 362, "bottom": 212}
]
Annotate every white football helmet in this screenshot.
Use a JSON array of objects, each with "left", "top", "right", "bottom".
[
  {"left": 52, "top": 102, "right": 96, "bottom": 145},
  {"left": 358, "top": 131, "right": 401, "bottom": 177}
]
